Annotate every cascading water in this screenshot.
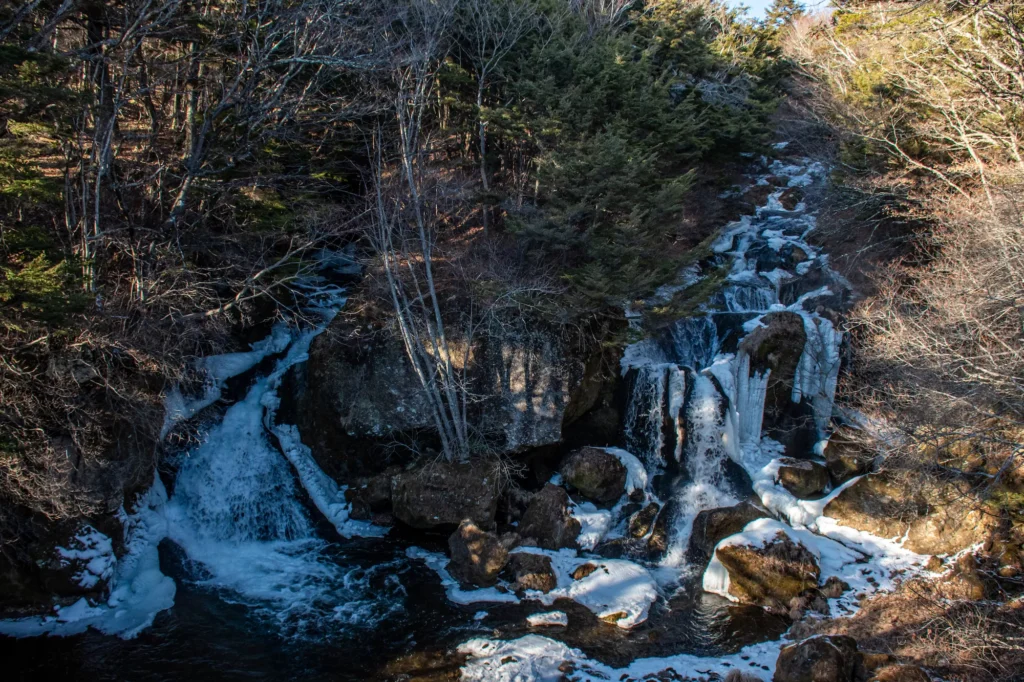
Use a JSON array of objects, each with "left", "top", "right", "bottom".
[
  {"left": 659, "top": 372, "right": 739, "bottom": 570},
  {"left": 164, "top": 308, "right": 405, "bottom": 638}
]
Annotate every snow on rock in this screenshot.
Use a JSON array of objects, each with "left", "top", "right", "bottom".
[
  {"left": 515, "top": 549, "right": 658, "bottom": 629},
  {"left": 601, "top": 447, "right": 648, "bottom": 496},
  {"left": 703, "top": 518, "right": 864, "bottom": 604},
  {"left": 0, "top": 475, "right": 176, "bottom": 639},
  {"left": 570, "top": 501, "right": 613, "bottom": 551},
  {"left": 410, "top": 543, "right": 658, "bottom": 629},
  {"left": 56, "top": 525, "right": 115, "bottom": 589},
  {"left": 527, "top": 611, "right": 568, "bottom": 627},
  {"left": 460, "top": 634, "right": 782, "bottom": 682},
  {"left": 406, "top": 547, "right": 520, "bottom": 605},
  {"left": 273, "top": 424, "right": 386, "bottom": 539}
]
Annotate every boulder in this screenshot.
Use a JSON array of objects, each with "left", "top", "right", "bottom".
[
  {"left": 560, "top": 447, "right": 626, "bottom": 504},
  {"left": 391, "top": 460, "right": 500, "bottom": 530},
  {"left": 628, "top": 503, "right": 660, "bottom": 539},
  {"left": 571, "top": 563, "right": 598, "bottom": 580},
  {"left": 446, "top": 520, "right": 510, "bottom": 587},
  {"left": 823, "top": 426, "right": 875, "bottom": 484},
  {"left": 823, "top": 472, "right": 1000, "bottom": 555},
  {"left": 299, "top": 313, "right": 607, "bottom": 474},
  {"left": 517, "top": 484, "right": 580, "bottom": 550},
  {"left": 738, "top": 311, "right": 816, "bottom": 457},
  {"left": 774, "top": 635, "right": 860, "bottom": 682},
  {"left": 508, "top": 552, "right": 557, "bottom": 593},
  {"left": 688, "top": 501, "right": 769, "bottom": 566},
  {"left": 713, "top": 531, "right": 820, "bottom": 613},
  {"left": 344, "top": 468, "right": 397, "bottom": 521},
  {"left": 776, "top": 459, "right": 830, "bottom": 499},
  {"left": 778, "top": 187, "right": 804, "bottom": 210}
]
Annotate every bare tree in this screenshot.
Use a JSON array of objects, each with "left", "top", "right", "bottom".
[{"left": 462, "top": 0, "right": 537, "bottom": 232}]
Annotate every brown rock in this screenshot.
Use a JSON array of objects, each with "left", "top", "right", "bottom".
[
  {"left": 869, "top": 664, "right": 931, "bottom": 682},
  {"left": 823, "top": 472, "right": 1000, "bottom": 555},
  {"left": 560, "top": 447, "right": 627, "bottom": 504},
  {"left": 345, "top": 468, "right": 396, "bottom": 521},
  {"left": 391, "top": 460, "right": 500, "bottom": 530},
  {"left": 688, "top": 501, "right": 769, "bottom": 566},
  {"left": 823, "top": 426, "right": 876, "bottom": 485},
  {"left": 778, "top": 187, "right": 804, "bottom": 210},
  {"left": 508, "top": 553, "right": 557, "bottom": 593},
  {"left": 774, "top": 635, "right": 859, "bottom": 682},
  {"left": 715, "top": 531, "right": 820, "bottom": 614},
  {"left": 446, "top": 520, "right": 509, "bottom": 587},
  {"left": 571, "top": 563, "right": 598, "bottom": 580},
  {"left": 628, "top": 503, "right": 660, "bottom": 539},
  {"left": 777, "top": 459, "right": 830, "bottom": 499},
  {"left": 518, "top": 484, "right": 581, "bottom": 550}
]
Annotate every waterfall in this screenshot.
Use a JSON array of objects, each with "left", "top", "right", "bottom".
[
  {"left": 660, "top": 373, "right": 739, "bottom": 570},
  {"left": 163, "top": 315, "right": 405, "bottom": 638},
  {"left": 624, "top": 365, "right": 670, "bottom": 468},
  {"left": 722, "top": 284, "right": 777, "bottom": 312},
  {"left": 667, "top": 317, "right": 720, "bottom": 370}
]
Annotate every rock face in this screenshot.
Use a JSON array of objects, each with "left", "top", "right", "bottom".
[
  {"left": 344, "top": 468, "right": 396, "bottom": 521},
  {"left": 774, "top": 635, "right": 860, "bottom": 682},
  {"left": 560, "top": 447, "right": 626, "bottom": 504},
  {"left": 823, "top": 472, "right": 999, "bottom": 555},
  {"left": 391, "top": 461, "right": 500, "bottom": 530},
  {"left": 688, "top": 501, "right": 768, "bottom": 566},
  {"left": 776, "top": 459, "right": 830, "bottom": 499},
  {"left": 507, "top": 552, "right": 557, "bottom": 593},
  {"left": 446, "top": 520, "right": 510, "bottom": 587},
  {"left": 518, "top": 484, "right": 581, "bottom": 550},
  {"left": 299, "top": 314, "right": 607, "bottom": 475},
  {"left": 738, "top": 311, "right": 816, "bottom": 457},
  {"left": 714, "top": 531, "right": 820, "bottom": 613}
]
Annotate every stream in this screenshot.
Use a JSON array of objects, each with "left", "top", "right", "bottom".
[{"left": 2, "top": 153, "right": 887, "bottom": 681}]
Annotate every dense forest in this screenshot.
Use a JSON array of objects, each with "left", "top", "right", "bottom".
[
  {"left": 2, "top": 0, "right": 1024, "bottom": 680},
  {"left": 0, "top": 0, "right": 787, "bottom": 517}
]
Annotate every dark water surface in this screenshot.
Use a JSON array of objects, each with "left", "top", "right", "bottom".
[{"left": 1, "top": 530, "right": 787, "bottom": 682}]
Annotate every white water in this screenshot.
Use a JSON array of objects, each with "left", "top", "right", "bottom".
[{"left": 660, "top": 373, "right": 739, "bottom": 570}]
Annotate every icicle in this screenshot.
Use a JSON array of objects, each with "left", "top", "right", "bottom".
[
  {"left": 791, "top": 313, "right": 842, "bottom": 435},
  {"left": 733, "top": 352, "right": 770, "bottom": 447}
]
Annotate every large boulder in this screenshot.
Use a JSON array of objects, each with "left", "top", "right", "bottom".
[
  {"left": 297, "top": 312, "right": 608, "bottom": 476},
  {"left": 774, "top": 635, "right": 860, "bottom": 682},
  {"left": 391, "top": 460, "right": 500, "bottom": 530},
  {"left": 446, "top": 520, "right": 510, "bottom": 587},
  {"left": 688, "top": 501, "right": 769, "bottom": 566},
  {"left": 560, "top": 447, "right": 626, "bottom": 504},
  {"left": 32, "top": 522, "right": 117, "bottom": 599},
  {"left": 518, "top": 484, "right": 581, "bottom": 550},
  {"left": 711, "top": 530, "right": 820, "bottom": 614},
  {"left": 823, "top": 472, "right": 999, "bottom": 555},
  {"left": 738, "top": 311, "right": 816, "bottom": 457},
  {"left": 776, "top": 459, "right": 830, "bottom": 499},
  {"left": 507, "top": 552, "right": 557, "bottom": 593}
]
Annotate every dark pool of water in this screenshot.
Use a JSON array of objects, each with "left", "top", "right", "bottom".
[{"left": 1, "top": 531, "right": 787, "bottom": 682}]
